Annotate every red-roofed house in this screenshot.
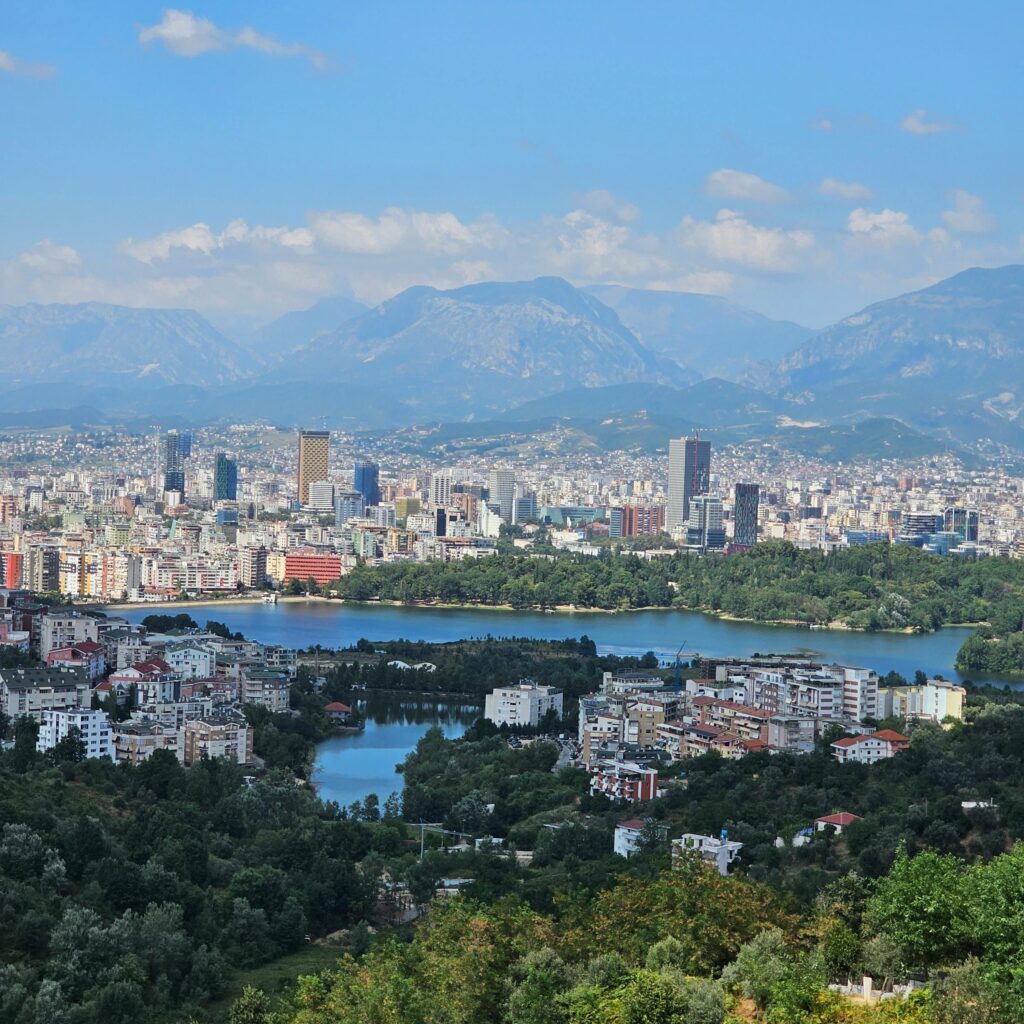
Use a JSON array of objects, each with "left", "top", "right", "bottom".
[
  {"left": 815, "top": 812, "right": 863, "bottom": 835},
  {"left": 831, "top": 730, "right": 909, "bottom": 765},
  {"left": 46, "top": 640, "right": 107, "bottom": 681},
  {"left": 325, "top": 701, "right": 351, "bottom": 723},
  {"left": 613, "top": 818, "right": 667, "bottom": 857}
]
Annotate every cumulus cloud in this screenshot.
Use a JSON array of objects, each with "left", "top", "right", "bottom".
[
  {"left": 677, "top": 210, "right": 813, "bottom": 271},
  {"left": 941, "top": 190, "right": 995, "bottom": 234},
  {"left": 309, "top": 208, "right": 505, "bottom": 255},
  {"left": 121, "top": 219, "right": 314, "bottom": 263},
  {"left": 900, "top": 108, "right": 953, "bottom": 135},
  {"left": 846, "top": 208, "right": 923, "bottom": 247},
  {"left": 14, "top": 240, "right": 82, "bottom": 273},
  {"left": 706, "top": 169, "right": 789, "bottom": 203},
  {"left": 819, "top": 178, "right": 874, "bottom": 202},
  {"left": 0, "top": 48, "right": 56, "bottom": 77},
  {"left": 139, "top": 9, "right": 327, "bottom": 69},
  {"left": 573, "top": 189, "right": 640, "bottom": 223}
]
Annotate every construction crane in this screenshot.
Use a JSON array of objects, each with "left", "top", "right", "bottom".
[{"left": 674, "top": 642, "right": 688, "bottom": 693}]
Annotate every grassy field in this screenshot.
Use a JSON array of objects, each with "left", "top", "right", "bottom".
[{"left": 196, "top": 945, "right": 347, "bottom": 1021}]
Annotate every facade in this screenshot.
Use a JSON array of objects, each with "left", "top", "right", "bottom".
[
  {"left": 162, "top": 430, "right": 191, "bottom": 499},
  {"left": 733, "top": 482, "right": 760, "bottom": 549},
  {"left": 484, "top": 680, "right": 563, "bottom": 727},
  {"left": 613, "top": 818, "right": 666, "bottom": 857},
  {"left": 214, "top": 453, "right": 238, "bottom": 501},
  {"left": 877, "top": 677, "right": 966, "bottom": 722},
  {"left": 37, "top": 708, "right": 115, "bottom": 760},
  {"left": 238, "top": 545, "right": 269, "bottom": 588},
  {"left": 283, "top": 549, "right": 342, "bottom": 586},
  {"left": 667, "top": 434, "right": 711, "bottom": 532},
  {"left": 686, "top": 495, "right": 725, "bottom": 551},
  {"left": 183, "top": 714, "right": 253, "bottom": 765},
  {"left": 307, "top": 479, "right": 336, "bottom": 512},
  {"left": 1, "top": 667, "right": 91, "bottom": 720},
  {"left": 589, "top": 760, "right": 659, "bottom": 802},
  {"left": 39, "top": 611, "right": 100, "bottom": 660},
  {"left": 334, "top": 490, "right": 365, "bottom": 526},
  {"left": 429, "top": 471, "right": 452, "bottom": 507},
  {"left": 672, "top": 832, "right": 743, "bottom": 875},
  {"left": 487, "top": 469, "right": 516, "bottom": 523},
  {"left": 297, "top": 431, "right": 331, "bottom": 506},
  {"left": 944, "top": 506, "right": 980, "bottom": 543},
  {"left": 610, "top": 504, "right": 666, "bottom": 538},
  {"left": 353, "top": 460, "right": 381, "bottom": 508},
  {"left": 831, "top": 729, "right": 909, "bottom": 764},
  {"left": 112, "top": 720, "right": 185, "bottom": 764}
]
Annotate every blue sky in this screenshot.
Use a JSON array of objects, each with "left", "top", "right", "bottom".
[{"left": 2, "top": 2, "right": 1022, "bottom": 328}]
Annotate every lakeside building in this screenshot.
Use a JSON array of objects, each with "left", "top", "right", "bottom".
[
  {"left": 37, "top": 707, "right": 115, "bottom": 760},
  {"left": 484, "top": 680, "right": 563, "bottom": 727}
]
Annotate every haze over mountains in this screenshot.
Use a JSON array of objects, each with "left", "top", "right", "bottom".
[{"left": 1, "top": 265, "right": 1023, "bottom": 455}]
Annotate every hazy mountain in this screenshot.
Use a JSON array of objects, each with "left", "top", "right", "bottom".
[
  {"left": 0, "top": 303, "right": 250, "bottom": 389},
  {"left": 776, "top": 265, "right": 1024, "bottom": 444},
  {"left": 251, "top": 295, "right": 368, "bottom": 357},
  {"left": 279, "top": 277, "right": 697, "bottom": 422},
  {"left": 588, "top": 284, "right": 812, "bottom": 382}
]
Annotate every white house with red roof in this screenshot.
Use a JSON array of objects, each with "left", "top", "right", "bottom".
[
  {"left": 831, "top": 729, "right": 909, "bottom": 765},
  {"left": 46, "top": 640, "right": 107, "bottom": 681},
  {"left": 814, "top": 811, "right": 863, "bottom": 835}
]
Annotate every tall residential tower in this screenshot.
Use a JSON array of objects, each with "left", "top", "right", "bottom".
[
  {"left": 666, "top": 434, "right": 711, "bottom": 533},
  {"left": 297, "top": 431, "right": 330, "bottom": 506}
]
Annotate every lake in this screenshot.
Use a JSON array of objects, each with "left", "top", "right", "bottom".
[
  {"left": 120, "top": 599, "right": 986, "bottom": 682},
  {"left": 117, "top": 599, "right": 1013, "bottom": 808},
  {"left": 312, "top": 696, "right": 478, "bottom": 808}
]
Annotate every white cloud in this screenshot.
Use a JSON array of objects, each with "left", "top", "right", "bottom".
[
  {"left": 121, "top": 219, "right": 314, "bottom": 263},
  {"left": 139, "top": 9, "right": 327, "bottom": 69},
  {"left": 706, "top": 168, "right": 789, "bottom": 203},
  {"left": 846, "top": 208, "right": 923, "bottom": 247},
  {"left": 310, "top": 208, "right": 506, "bottom": 255},
  {"left": 14, "top": 240, "right": 81, "bottom": 273},
  {"left": 819, "top": 178, "right": 874, "bottom": 202},
  {"left": 677, "top": 209, "right": 813, "bottom": 271},
  {"left": 900, "top": 108, "right": 953, "bottom": 135},
  {"left": 574, "top": 189, "right": 640, "bottom": 223},
  {"left": 0, "top": 48, "right": 56, "bottom": 77},
  {"left": 810, "top": 117, "right": 833, "bottom": 132},
  {"left": 941, "top": 190, "right": 995, "bottom": 234}
]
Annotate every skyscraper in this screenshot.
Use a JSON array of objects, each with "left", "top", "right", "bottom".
[
  {"left": 944, "top": 506, "right": 979, "bottom": 543},
  {"left": 686, "top": 495, "right": 725, "bottom": 551},
  {"left": 429, "top": 470, "right": 452, "bottom": 508},
  {"left": 334, "top": 490, "right": 365, "bottom": 527},
  {"left": 214, "top": 453, "right": 238, "bottom": 501},
  {"left": 733, "top": 483, "right": 760, "bottom": 549},
  {"left": 354, "top": 460, "right": 381, "bottom": 507},
  {"left": 488, "top": 469, "right": 515, "bottom": 522},
  {"left": 162, "top": 430, "right": 191, "bottom": 499},
  {"left": 297, "top": 431, "right": 330, "bottom": 506},
  {"left": 666, "top": 434, "right": 711, "bottom": 532}
]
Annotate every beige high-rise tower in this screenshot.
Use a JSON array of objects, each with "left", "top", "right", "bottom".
[{"left": 297, "top": 430, "right": 330, "bottom": 505}]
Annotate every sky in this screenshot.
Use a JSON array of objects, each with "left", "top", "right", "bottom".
[{"left": 2, "top": 2, "right": 1023, "bottom": 331}]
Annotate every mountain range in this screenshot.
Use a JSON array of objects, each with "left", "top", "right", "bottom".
[{"left": 1, "top": 266, "right": 1022, "bottom": 456}]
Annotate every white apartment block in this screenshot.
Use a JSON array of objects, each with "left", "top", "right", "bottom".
[
  {"left": 37, "top": 709, "right": 115, "bottom": 761},
  {"left": 484, "top": 680, "right": 563, "bottom": 727},
  {"left": 38, "top": 612, "right": 100, "bottom": 660}
]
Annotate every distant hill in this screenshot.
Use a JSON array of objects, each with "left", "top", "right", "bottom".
[
  {"left": 251, "top": 295, "right": 368, "bottom": 357},
  {"left": 776, "top": 265, "right": 1024, "bottom": 446},
  {"left": 0, "top": 303, "right": 250, "bottom": 389},
  {"left": 277, "top": 277, "right": 696, "bottom": 422},
  {"left": 589, "top": 284, "right": 812, "bottom": 383}
]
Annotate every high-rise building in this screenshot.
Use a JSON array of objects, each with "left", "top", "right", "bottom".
[
  {"left": 610, "top": 504, "right": 666, "bottom": 538},
  {"left": 162, "top": 430, "right": 192, "bottom": 499},
  {"left": 334, "top": 490, "right": 365, "bottom": 527},
  {"left": 429, "top": 471, "right": 452, "bottom": 508},
  {"left": 901, "top": 511, "right": 943, "bottom": 538},
  {"left": 733, "top": 483, "right": 760, "bottom": 549},
  {"left": 239, "top": 546, "right": 268, "bottom": 588},
  {"left": 297, "top": 431, "right": 330, "bottom": 506},
  {"left": 686, "top": 495, "right": 725, "bottom": 551},
  {"left": 944, "top": 506, "right": 979, "bottom": 543},
  {"left": 214, "top": 453, "right": 238, "bottom": 501},
  {"left": 306, "top": 480, "right": 336, "bottom": 512},
  {"left": 667, "top": 435, "right": 711, "bottom": 532},
  {"left": 513, "top": 492, "right": 538, "bottom": 525},
  {"left": 488, "top": 469, "right": 516, "bottom": 523},
  {"left": 353, "top": 460, "right": 381, "bottom": 508}
]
